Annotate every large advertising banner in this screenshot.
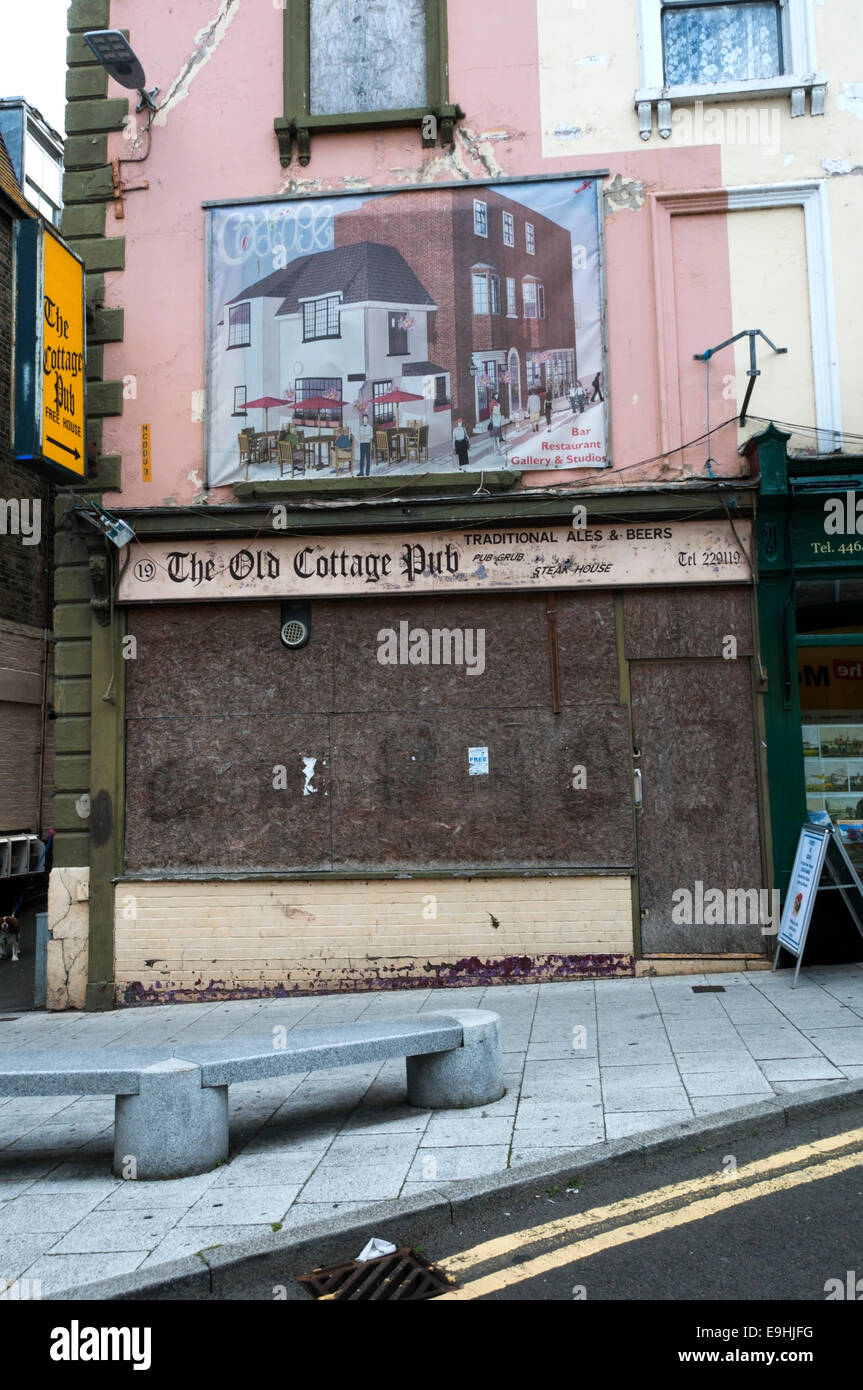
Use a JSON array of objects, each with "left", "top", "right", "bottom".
[{"left": 206, "top": 177, "right": 607, "bottom": 487}]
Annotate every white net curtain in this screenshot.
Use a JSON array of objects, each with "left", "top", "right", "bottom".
[{"left": 662, "top": 2, "right": 782, "bottom": 86}]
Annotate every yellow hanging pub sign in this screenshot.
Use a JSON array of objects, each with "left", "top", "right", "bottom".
[{"left": 13, "top": 219, "right": 87, "bottom": 481}]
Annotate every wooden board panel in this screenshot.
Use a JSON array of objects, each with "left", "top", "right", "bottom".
[
  {"left": 124, "top": 592, "right": 630, "bottom": 873},
  {"left": 630, "top": 658, "right": 763, "bottom": 953},
  {"left": 124, "top": 715, "right": 333, "bottom": 872},
  {"left": 330, "top": 705, "right": 633, "bottom": 870},
  {"left": 624, "top": 585, "right": 753, "bottom": 660}
]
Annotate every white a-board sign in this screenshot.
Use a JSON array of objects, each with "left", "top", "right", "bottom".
[{"left": 775, "top": 822, "right": 863, "bottom": 986}]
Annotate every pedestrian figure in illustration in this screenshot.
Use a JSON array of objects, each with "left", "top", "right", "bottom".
[
  {"left": 453, "top": 417, "right": 471, "bottom": 468},
  {"left": 490, "top": 399, "right": 504, "bottom": 455},
  {"left": 575, "top": 382, "right": 587, "bottom": 413},
  {"left": 544, "top": 393, "right": 553, "bottom": 430},
  {"left": 590, "top": 371, "right": 604, "bottom": 403},
  {"left": 528, "top": 390, "right": 541, "bottom": 432},
  {"left": 357, "top": 413, "right": 373, "bottom": 476},
  {"left": 569, "top": 384, "right": 577, "bottom": 415}
]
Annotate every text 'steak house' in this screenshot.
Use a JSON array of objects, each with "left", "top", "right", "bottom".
[{"left": 49, "top": 0, "right": 861, "bottom": 1007}]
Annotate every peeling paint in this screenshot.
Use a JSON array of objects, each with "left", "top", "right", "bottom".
[
  {"left": 553, "top": 124, "right": 583, "bottom": 140},
  {"left": 154, "top": 0, "right": 242, "bottom": 126},
  {"left": 276, "top": 123, "right": 512, "bottom": 197},
  {"left": 822, "top": 157, "right": 863, "bottom": 175},
  {"left": 301, "top": 756, "right": 318, "bottom": 796},
  {"left": 119, "top": 953, "right": 635, "bottom": 1005},
  {"left": 604, "top": 173, "right": 646, "bottom": 215},
  {"left": 836, "top": 83, "right": 863, "bottom": 120},
  {"left": 576, "top": 55, "right": 608, "bottom": 66},
  {"left": 414, "top": 123, "right": 508, "bottom": 184}
]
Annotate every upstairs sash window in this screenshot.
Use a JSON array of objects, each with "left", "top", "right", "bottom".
[{"left": 662, "top": 2, "right": 783, "bottom": 86}]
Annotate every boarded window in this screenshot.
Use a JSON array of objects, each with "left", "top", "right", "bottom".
[
  {"left": 123, "top": 593, "right": 632, "bottom": 875},
  {"left": 309, "top": 0, "right": 428, "bottom": 116}
]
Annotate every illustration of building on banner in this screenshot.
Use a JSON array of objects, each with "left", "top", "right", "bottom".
[{"left": 208, "top": 179, "right": 606, "bottom": 485}]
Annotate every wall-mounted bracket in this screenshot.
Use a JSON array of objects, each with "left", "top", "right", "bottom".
[{"left": 695, "top": 328, "right": 788, "bottom": 425}]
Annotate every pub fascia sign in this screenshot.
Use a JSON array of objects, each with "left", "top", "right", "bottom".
[
  {"left": 118, "top": 520, "right": 753, "bottom": 603},
  {"left": 13, "top": 219, "right": 87, "bottom": 482}
]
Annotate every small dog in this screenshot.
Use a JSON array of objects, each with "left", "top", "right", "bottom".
[{"left": 0, "top": 915, "right": 20, "bottom": 963}]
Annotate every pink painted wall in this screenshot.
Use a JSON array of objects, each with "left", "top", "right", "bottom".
[{"left": 102, "top": 0, "right": 736, "bottom": 508}]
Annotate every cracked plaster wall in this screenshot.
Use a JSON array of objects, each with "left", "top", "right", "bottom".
[{"left": 46, "top": 867, "right": 90, "bottom": 1011}]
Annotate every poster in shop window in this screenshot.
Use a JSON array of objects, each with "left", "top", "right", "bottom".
[{"left": 205, "top": 177, "right": 607, "bottom": 487}]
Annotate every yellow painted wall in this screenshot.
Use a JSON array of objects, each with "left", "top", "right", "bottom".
[
  {"left": 727, "top": 206, "right": 815, "bottom": 437},
  {"left": 537, "top": 1, "right": 863, "bottom": 451},
  {"left": 114, "top": 876, "right": 635, "bottom": 1001}
]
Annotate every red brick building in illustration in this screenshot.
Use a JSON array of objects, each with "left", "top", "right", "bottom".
[{"left": 336, "top": 185, "right": 577, "bottom": 425}]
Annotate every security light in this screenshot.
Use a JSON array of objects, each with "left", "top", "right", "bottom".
[
  {"left": 76, "top": 501, "right": 136, "bottom": 549},
  {"left": 83, "top": 30, "right": 159, "bottom": 112}
]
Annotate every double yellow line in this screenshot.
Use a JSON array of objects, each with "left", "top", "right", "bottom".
[{"left": 433, "top": 1125, "right": 863, "bottom": 1300}]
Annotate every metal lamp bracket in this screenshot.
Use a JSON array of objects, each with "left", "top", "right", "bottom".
[{"left": 694, "top": 329, "right": 788, "bottom": 426}]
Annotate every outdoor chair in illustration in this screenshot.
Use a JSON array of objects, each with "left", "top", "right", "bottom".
[
  {"left": 402, "top": 428, "right": 421, "bottom": 464},
  {"left": 244, "top": 426, "right": 268, "bottom": 465},
  {"left": 374, "top": 429, "right": 393, "bottom": 464},
  {"left": 418, "top": 424, "right": 430, "bottom": 461},
  {"left": 277, "top": 437, "right": 305, "bottom": 479},
  {"left": 238, "top": 432, "right": 254, "bottom": 480},
  {"left": 332, "top": 431, "right": 354, "bottom": 474}
]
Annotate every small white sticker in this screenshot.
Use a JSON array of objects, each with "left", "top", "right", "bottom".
[{"left": 469, "top": 746, "right": 489, "bottom": 776}]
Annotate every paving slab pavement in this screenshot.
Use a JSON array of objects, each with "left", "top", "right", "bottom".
[{"left": 1, "top": 964, "right": 863, "bottom": 1296}]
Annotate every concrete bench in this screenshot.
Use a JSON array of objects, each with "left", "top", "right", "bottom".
[{"left": 0, "top": 1008, "right": 503, "bottom": 1180}]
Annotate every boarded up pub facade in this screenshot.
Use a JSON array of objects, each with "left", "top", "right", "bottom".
[{"left": 50, "top": 0, "right": 861, "bottom": 1007}]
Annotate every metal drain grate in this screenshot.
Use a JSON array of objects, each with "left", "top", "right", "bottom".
[
  {"left": 692, "top": 985, "right": 726, "bottom": 993},
  {"left": 298, "top": 1246, "right": 455, "bottom": 1301}
]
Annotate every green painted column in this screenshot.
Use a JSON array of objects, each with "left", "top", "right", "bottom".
[
  {"left": 85, "top": 571, "right": 125, "bottom": 1010},
  {"left": 754, "top": 425, "right": 807, "bottom": 897}
]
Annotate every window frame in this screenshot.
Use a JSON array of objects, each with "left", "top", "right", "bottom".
[
  {"left": 227, "top": 302, "right": 251, "bottom": 349},
  {"left": 523, "top": 280, "right": 538, "bottom": 320},
  {"left": 388, "top": 311, "right": 411, "bottom": 356},
  {"left": 635, "top": 0, "right": 826, "bottom": 137},
  {"left": 472, "top": 271, "right": 491, "bottom": 317},
  {"left": 502, "top": 210, "right": 515, "bottom": 247},
  {"left": 275, "top": 0, "right": 463, "bottom": 166},
  {"left": 294, "top": 376, "right": 343, "bottom": 424},
  {"left": 474, "top": 199, "right": 489, "bottom": 238},
  {"left": 661, "top": 0, "right": 786, "bottom": 88},
  {"left": 233, "top": 385, "right": 248, "bottom": 417},
  {"left": 506, "top": 275, "right": 518, "bottom": 318},
  {"left": 372, "top": 378, "right": 396, "bottom": 426},
  {"left": 525, "top": 222, "right": 536, "bottom": 255},
  {"left": 302, "top": 294, "right": 341, "bottom": 343}
]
